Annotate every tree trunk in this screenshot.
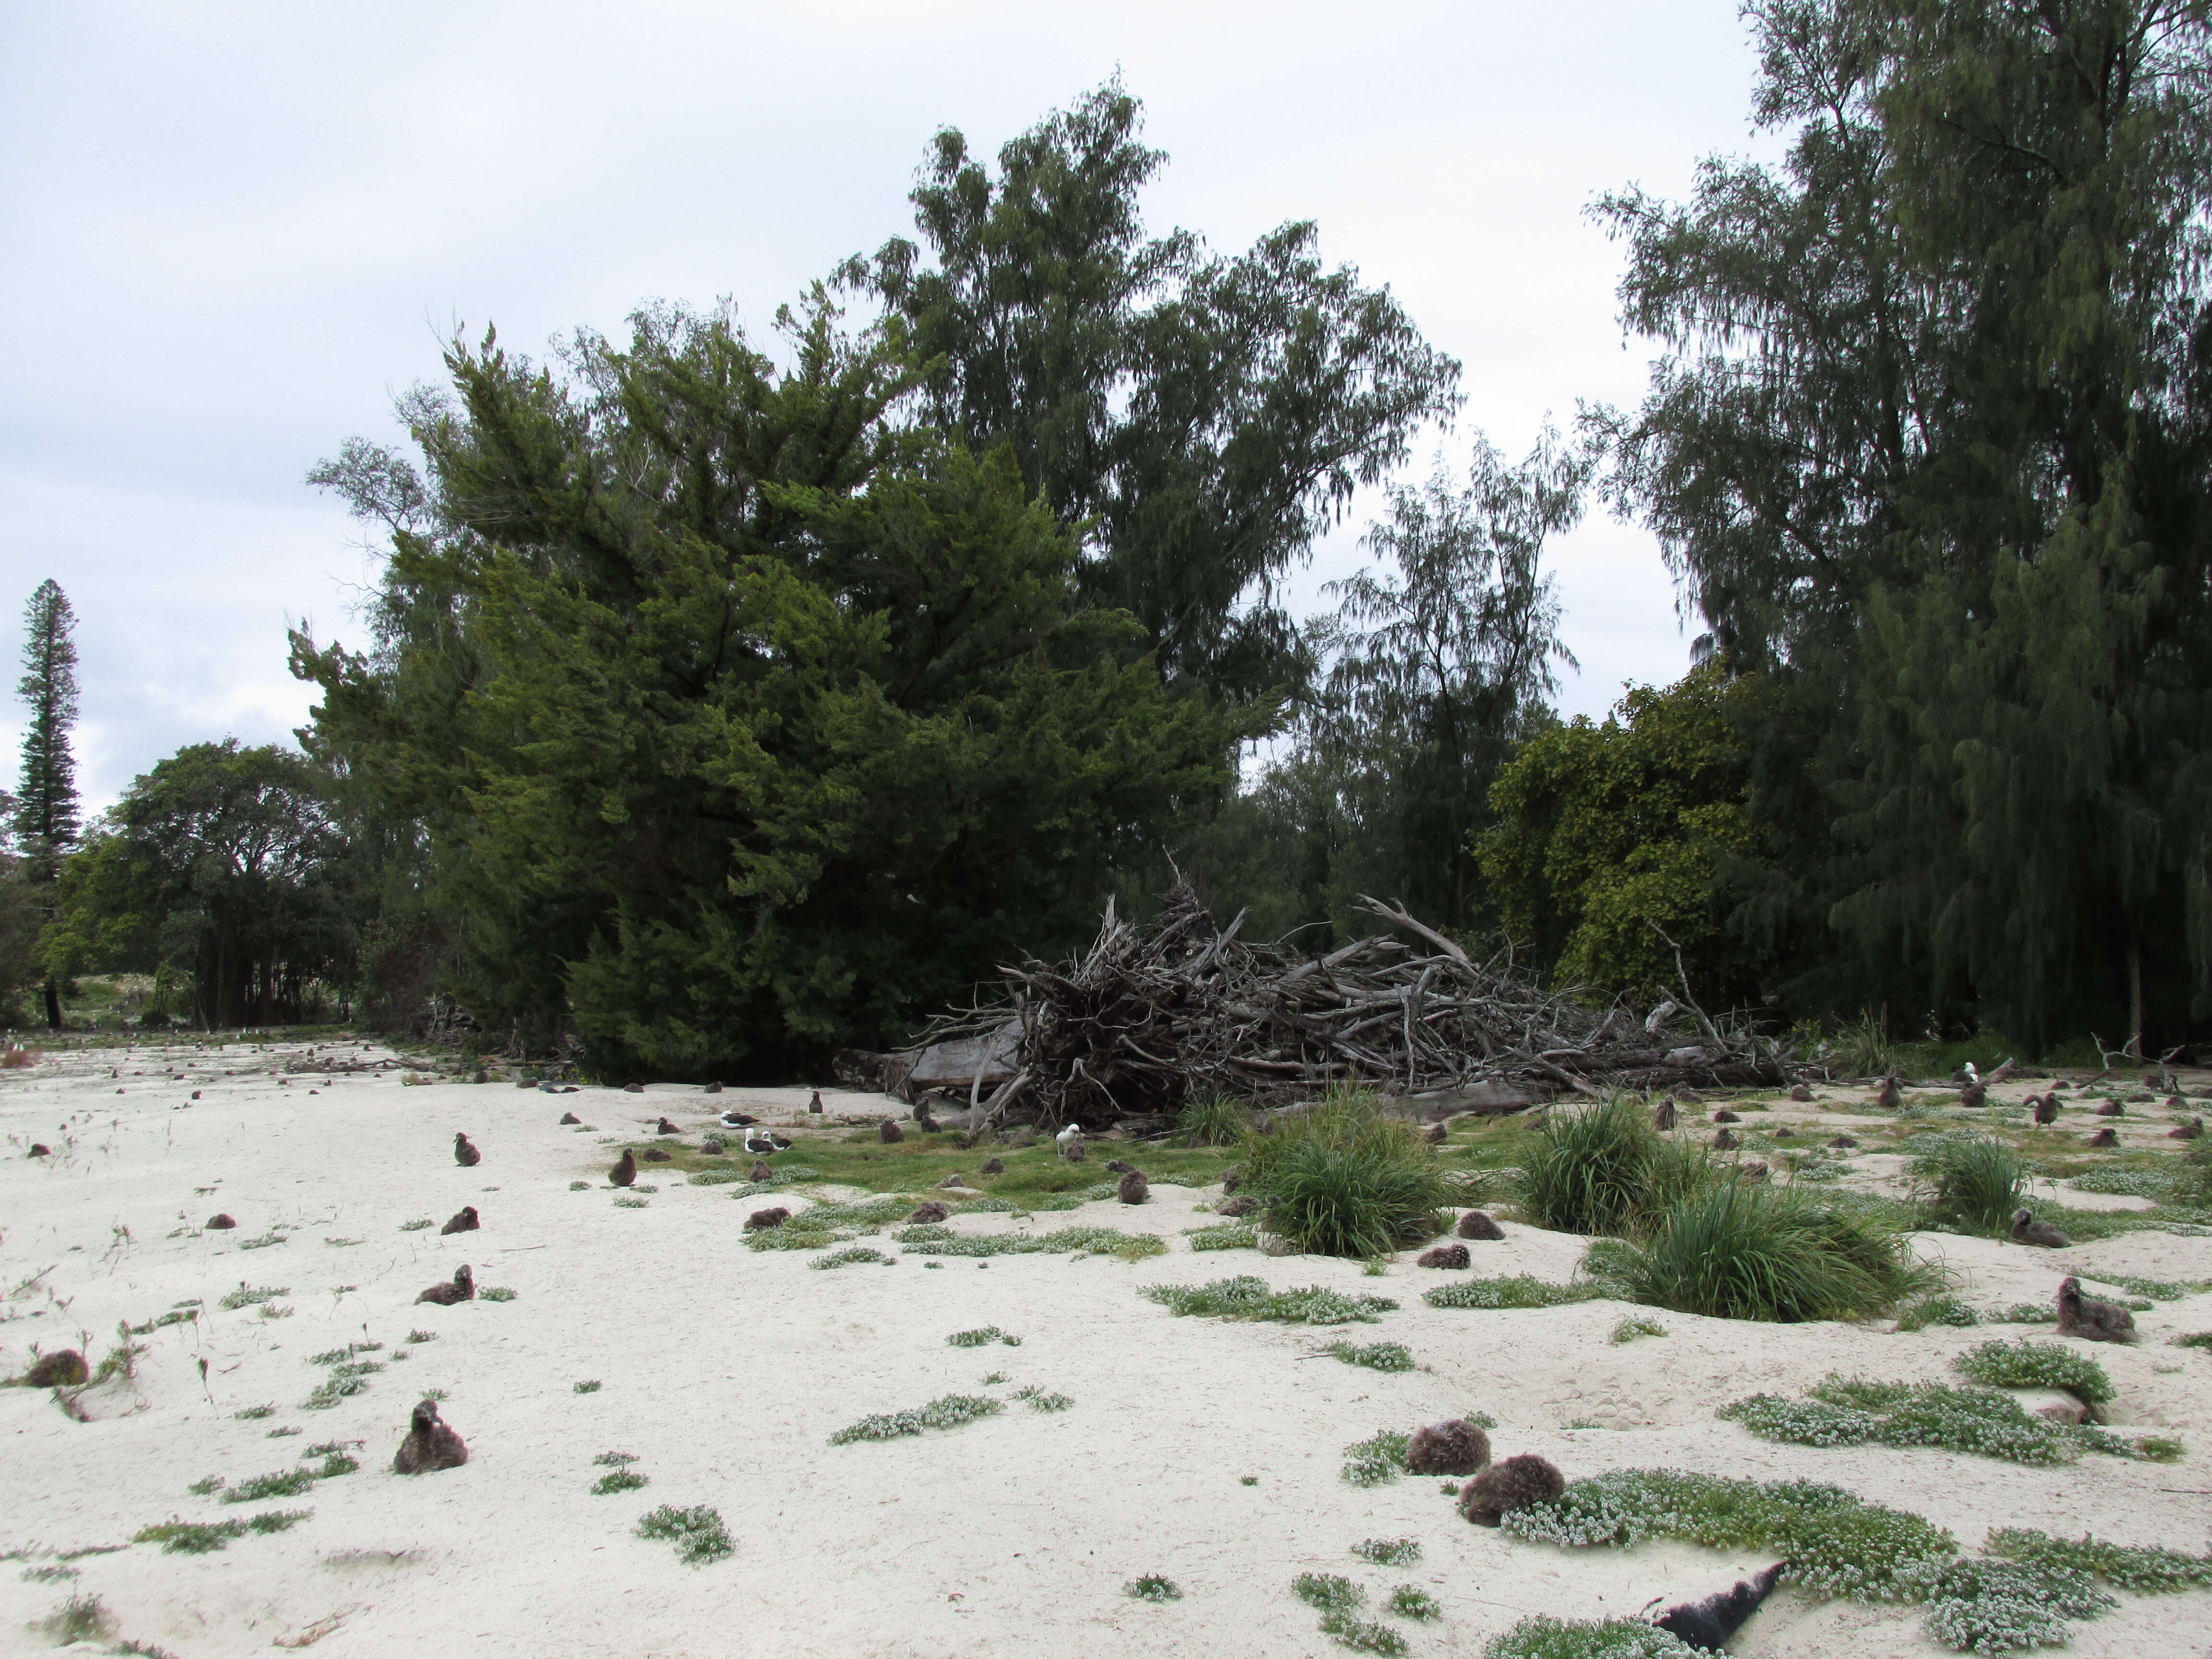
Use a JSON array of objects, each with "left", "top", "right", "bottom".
[
  {"left": 43, "top": 977, "right": 60, "bottom": 1031},
  {"left": 2128, "top": 936, "right": 2143, "bottom": 1060}
]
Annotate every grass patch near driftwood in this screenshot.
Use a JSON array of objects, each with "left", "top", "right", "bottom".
[
  {"left": 1515, "top": 1095, "right": 1714, "bottom": 1237},
  {"left": 1911, "top": 1136, "right": 2028, "bottom": 1234},
  {"left": 1235, "top": 1092, "right": 1452, "bottom": 1258}
]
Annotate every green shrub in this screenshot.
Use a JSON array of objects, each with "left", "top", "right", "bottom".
[
  {"left": 1293, "top": 1573, "right": 1365, "bottom": 1614},
  {"left": 1986, "top": 1528, "right": 2212, "bottom": 1592},
  {"left": 1237, "top": 1092, "right": 1452, "bottom": 1257},
  {"left": 1185, "top": 1222, "right": 1259, "bottom": 1251},
  {"left": 1610, "top": 1317, "right": 1667, "bottom": 1344},
  {"left": 1585, "top": 1184, "right": 1940, "bottom": 1322},
  {"left": 1326, "top": 1341, "right": 1414, "bottom": 1372},
  {"left": 1516, "top": 1095, "right": 1711, "bottom": 1237},
  {"left": 828, "top": 1394, "right": 1003, "bottom": 1444},
  {"left": 1176, "top": 1095, "right": 1250, "bottom": 1146},
  {"left": 1424, "top": 1275, "right": 1605, "bottom": 1310},
  {"left": 591, "top": 1469, "right": 647, "bottom": 1494},
  {"left": 634, "top": 1504, "right": 731, "bottom": 1565},
  {"left": 1124, "top": 1575, "right": 1182, "bottom": 1601},
  {"left": 1340, "top": 1428, "right": 1411, "bottom": 1486},
  {"left": 1386, "top": 1585, "right": 1440, "bottom": 1621},
  {"left": 1481, "top": 1617, "right": 1702, "bottom": 1659},
  {"left": 1897, "top": 1296, "right": 1979, "bottom": 1331},
  {"left": 1953, "top": 1340, "right": 2114, "bottom": 1407},
  {"left": 1143, "top": 1275, "right": 1396, "bottom": 1325},
  {"left": 1353, "top": 1537, "right": 1420, "bottom": 1565},
  {"left": 1911, "top": 1136, "right": 2027, "bottom": 1234}
]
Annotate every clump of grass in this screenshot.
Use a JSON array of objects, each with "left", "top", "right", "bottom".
[
  {"left": 133, "top": 1510, "right": 309, "bottom": 1554},
  {"left": 217, "top": 1285, "right": 288, "bottom": 1310},
  {"left": 2173, "top": 1332, "right": 2212, "bottom": 1349},
  {"left": 398, "top": 1218, "right": 434, "bottom": 1231},
  {"left": 1185, "top": 1222, "right": 1260, "bottom": 1251},
  {"left": 1911, "top": 1136, "right": 2027, "bottom": 1234},
  {"left": 221, "top": 1469, "right": 317, "bottom": 1503},
  {"left": 613, "top": 1195, "right": 649, "bottom": 1209},
  {"left": 1293, "top": 1574, "right": 1407, "bottom": 1654},
  {"left": 1341, "top": 1429, "right": 1411, "bottom": 1487},
  {"left": 236, "top": 1233, "right": 287, "bottom": 1250},
  {"left": 231, "top": 1404, "right": 275, "bottom": 1420},
  {"left": 40, "top": 1591, "right": 111, "bottom": 1644},
  {"left": 1610, "top": 1317, "right": 1667, "bottom": 1344},
  {"left": 634, "top": 1504, "right": 732, "bottom": 1565},
  {"left": 1238, "top": 1091, "right": 1453, "bottom": 1257},
  {"left": 947, "top": 1327, "right": 1020, "bottom": 1347},
  {"left": 407, "top": 1329, "right": 436, "bottom": 1344},
  {"left": 811, "top": 1246, "right": 892, "bottom": 1269},
  {"left": 479, "top": 1286, "right": 516, "bottom": 1301},
  {"left": 1013, "top": 1385, "right": 1073, "bottom": 1412},
  {"left": 1145, "top": 1275, "right": 1397, "bottom": 1325},
  {"left": 1897, "top": 1295, "right": 1979, "bottom": 1331},
  {"left": 1582, "top": 1184, "right": 1941, "bottom": 1322},
  {"left": 19, "top": 1565, "right": 76, "bottom": 1584},
  {"left": 1177, "top": 1094, "right": 1250, "bottom": 1146},
  {"left": 1124, "top": 1574, "right": 1182, "bottom": 1601},
  {"left": 1326, "top": 1341, "right": 1414, "bottom": 1372},
  {"left": 592, "top": 1469, "right": 648, "bottom": 1494},
  {"left": 1353, "top": 1537, "right": 1420, "bottom": 1565},
  {"left": 828, "top": 1394, "right": 1004, "bottom": 1444},
  {"left": 1294, "top": 1573, "right": 1366, "bottom": 1614},
  {"left": 187, "top": 1475, "right": 223, "bottom": 1496},
  {"left": 1423, "top": 1275, "right": 1605, "bottom": 1310},
  {"left": 1719, "top": 1378, "right": 2149, "bottom": 1466},
  {"left": 1516, "top": 1095, "right": 1712, "bottom": 1237},
  {"left": 1480, "top": 1615, "right": 1703, "bottom": 1658},
  {"left": 593, "top": 1450, "right": 638, "bottom": 1466},
  {"left": 1387, "top": 1586, "right": 1441, "bottom": 1621},
  {"left": 1954, "top": 1340, "right": 2114, "bottom": 1407}
]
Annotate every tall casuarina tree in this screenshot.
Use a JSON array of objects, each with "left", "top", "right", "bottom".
[{"left": 16, "top": 579, "right": 80, "bottom": 1029}]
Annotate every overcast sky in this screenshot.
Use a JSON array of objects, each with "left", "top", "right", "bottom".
[{"left": 0, "top": 0, "right": 1772, "bottom": 814}]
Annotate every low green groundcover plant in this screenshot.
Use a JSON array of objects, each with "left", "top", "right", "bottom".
[
  {"left": 634, "top": 1504, "right": 732, "bottom": 1565},
  {"left": 947, "top": 1327, "right": 1020, "bottom": 1347},
  {"left": 1424, "top": 1275, "right": 1606, "bottom": 1310},
  {"left": 1354, "top": 1537, "right": 1421, "bottom": 1565},
  {"left": 902, "top": 1225, "right": 1165, "bottom": 1261},
  {"left": 1719, "top": 1377, "right": 2155, "bottom": 1466},
  {"left": 1327, "top": 1341, "right": 1414, "bottom": 1372},
  {"left": 810, "top": 1247, "right": 891, "bottom": 1269},
  {"left": 132, "top": 1511, "right": 310, "bottom": 1555},
  {"left": 1341, "top": 1429, "right": 1411, "bottom": 1487},
  {"left": 1144, "top": 1276, "right": 1397, "bottom": 1325},
  {"left": 1124, "top": 1575, "right": 1182, "bottom": 1601},
  {"left": 1952, "top": 1340, "right": 2114, "bottom": 1407},
  {"left": 1185, "top": 1222, "right": 1260, "bottom": 1250},
  {"left": 1481, "top": 1617, "right": 1702, "bottom": 1659},
  {"left": 828, "top": 1394, "right": 1003, "bottom": 1445},
  {"left": 1499, "top": 1467, "right": 2212, "bottom": 1651}
]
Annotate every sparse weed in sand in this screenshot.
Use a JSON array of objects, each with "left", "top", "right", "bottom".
[
  {"left": 1124, "top": 1575, "right": 1183, "bottom": 1601},
  {"left": 1896, "top": 1296, "right": 1979, "bottom": 1331},
  {"left": 592, "top": 1469, "right": 648, "bottom": 1494},
  {"left": 406, "top": 1329, "right": 436, "bottom": 1344},
  {"left": 1145, "top": 1276, "right": 1397, "bottom": 1326},
  {"left": 947, "top": 1327, "right": 1020, "bottom": 1347},
  {"left": 236, "top": 1233, "right": 287, "bottom": 1250},
  {"left": 1480, "top": 1615, "right": 1701, "bottom": 1658},
  {"left": 186, "top": 1475, "right": 222, "bottom": 1496},
  {"left": 895, "top": 1223, "right": 953, "bottom": 1243},
  {"left": 39, "top": 1591, "right": 110, "bottom": 1644},
  {"left": 982, "top": 1371, "right": 1009, "bottom": 1385},
  {"left": 613, "top": 1196, "right": 649, "bottom": 1209},
  {"left": 1293, "top": 1574, "right": 1365, "bottom": 1614},
  {"left": 18, "top": 1564, "right": 75, "bottom": 1583},
  {"left": 222, "top": 1469, "right": 318, "bottom": 1503},
  {"left": 218, "top": 1285, "right": 288, "bottom": 1310},
  {"left": 574, "top": 1380, "right": 602, "bottom": 1394},
  {"left": 811, "top": 1247, "right": 892, "bottom": 1269},
  {"left": 302, "top": 1376, "right": 370, "bottom": 1410},
  {"left": 133, "top": 1511, "right": 309, "bottom": 1554},
  {"left": 1353, "top": 1538, "right": 1421, "bottom": 1565},
  {"left": 568, "top": 1181, "right": 589, "bottom": 1191},
  {"left": 1325, "top": 1341, "right": 1414, "bottom": 1372},
  {"left": 1610, "top": 1317, "right": 1667, "bottom": 1344},
  {"left": 1185, "top": 1222, "right": 1260, "bottom": 1251},
  {"left": 903, "top": 1225, "right": 1166, "bottom": 1261},
  {"left": 1953, "top": 1340, "right": 2115, "bottom": 1407},
  {"left": 1340, "top": 1429, "right": 1411, "bottom": 1487},
  {"left": 1387, "top": 1586, "right": 1441, "bottom": 1621},
  {"left": 1013, "top": 1386, "right": 1072, "bottom": 1412},
  {"left": 257, "top": 1302, "right": 294, "bottom": 1320},
  {"left": 2174, "top": 1332, "right": 2212, "bottom": 1348},
  {"left": 828, "top": 1394, "right": 1004, "bottom": 1444},
  {"left": 634, "top": 1504, "right": 732, "bottom": 1565},
  {"left": 479, "top": 1286, "right": 516, "bottom": 1301},
  {"left": 231, "top": 1404, "right": 275, "bottom": 1420},
  {"left": 593, "top": 1451, "right": 638, "bottom": 1465},
  {"left": 1292, "top": 1573, "right": 1407, "bottom": 1655},
  {"left": 309, "top": 1343, "right": 382, "bottom": 1365}
]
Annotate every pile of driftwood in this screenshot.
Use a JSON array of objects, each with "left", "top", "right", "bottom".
[{"left": 862, "top": 885, "right": 1795, "bottom": 1131}]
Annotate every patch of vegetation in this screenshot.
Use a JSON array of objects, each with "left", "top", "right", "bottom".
[
  {"left": 1897, "top": 1296, "right": 1980, "bottom": 1331},
  {"left": 1610, "top": 1317, "right": 1667, "bottom": 1344},
  {"left": 1719, "top": 1378, "right": 2149, "bottom": 1466},
  {"left": 810, "top": 1246, "right": 892, "bottom": 1269},
  {"left": 1387, "top": 1586, "right": 1441, "bottom": 1621},
  {"left": 1987, "top": 1528, "right": 2212, "bottom": 1592},
  {"left": 1582, "top": 1184, "right": 1943, "bottom": 1322},
  {"left": 1238, "top": 1092, "right": 1453, "bottom": 1257},
  {"left": 217, "top": 1285, "right": 288, "bottom": 1310},
  {"left": 1185, "top": 1222, "right": 1260, "bottom": 1251},
  {"left": 236, "top": 1233, "right": 287, "bottom": 1250},
  {"left": 634, "top": 1504, "right": 732, "bottom": 1565},
  {"left": 900, "top": 1224, "right": 1166, "bottom": 1260},
  {"left": 828, "top": 1394, "right": 1005, "bottom": 1444},
  {"left": 1013, "top": 1385, "right": 1073, "bottom": 1412},
  {"left": 1480, "top": 1616, "right": 1703, "bottom": 1659},
  {"left": 1911, "top": 1136, "right": 2027, "bottom": 1233},
  {"left": 127, "top": 1309, "right": 196, "bottom": 1335},
  {"left": 479, "top": 1286, "right": 516, "bottom": 1302},
  {"left": 2068, "top": 1167, "right": 2176, "bottom": 1197},
  {"left": 1125, "top": 1574, "right": 1183, "bottom": 1601},
  {"left": 592, "top": 1469, "right": 648, "bottom": 1494},
  {"left": 1177, "top": 1094, "right": 1250, "bottom": 1146},
  {"left": 1354, "top": 1537, "right": 1421, "bottom": 1565},
  {"left": 1954, "top": 1340, "right": 2114, "bottom": 1407},
  {"left": 613, "top": 1195, "right": 649, "bottom": 1208},
  {"left": 1326, "top": 1341, "right": 1414, "bottom": 1372},
  {"left": 574, "top": 1379, "right": 602, "bottom": 1393},
  {"left": 302, "top": 1375, "right": 370, "bottom": 1410},
  {"left": 948, "top": 1327, "right": 1020, "bottom": 1347},
  {"left": 1341, "top": 1429, "right": 1411, "bottom": 1487},
  {"left": 221, "top": 1469, "right": 317, "bottom": 1503},
  {"left": 133, "top": 1510, "right": 309, "bottom": 1554},
  {"left": 1516, "top": 1094, "right": 1714, "bottom": 1236},
  {"left": 230, "top": 1404, "right": 275, "bottom": 1420},
  {"left": 1294, "top": 1573, "right": 1366, "bottom": 1614},
  {"left": 1424, "top": 1274, "right": 1605, "bottom": 1310},
  {"left": 1144, "top": 1275, "right": 1397, "bottom": 1325},
  {"left": 407, "top": 1329, "right": 436, "bottom": 1344},
  {"left": 39, "top": 1591, "right": 110, "bottom": 1644}
]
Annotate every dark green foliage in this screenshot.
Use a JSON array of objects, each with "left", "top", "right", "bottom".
[
  {"left": 1237, "top": 1093, "right": 1451, "bottom": 1256},
  {"left": 1911, "top": 1137, "right": 2027, "bottom": 1235},
  {"left": 14, "top": 579, "right": 79, "bottom": 1026},
  {"left": 1987, "top": 1528, "right": 2212, "bottom": 1594},
  {"left": 1585, "top": 1184, "right": 1939, "bottom": 1322},
  {"left": 1123, "top": 1575, "right": 1181, "bottom": 1602},
  {"left": 1516, "top": 1095, "right": 1712, "bottom": 1236},
  {"left": 1175, "top": 1095, "right": 1248, "bottom": 1146},
  {"left": 1953, "top": 1341, "right": 2114, "bottom": 1407}
]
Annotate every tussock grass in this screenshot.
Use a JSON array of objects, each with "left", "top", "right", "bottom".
[
  {"left": 1517, "top": 1095, "right": 1713, "bottom": 1237},
  {"left": 1237, "top": 1092, "right": 1451, "bottom": 1257},
  {"left": 1144, "top": 1275, "right": 1397, "bottom": 1325},
  {"left": 634, "top": 1504, "right": 732, "bottom": 1565},
  {"left": 828, "top": 1394, "right": 1004, "bottom": 1444},
  {"left": 1177, "top": 1094, "right": 1250, "bottom": 1146},
  {"left": 1424, "top": 1274, "right": 1605, "bottom": 1310},
  {"left": 1911, "top": 1136, "right": 2027, "bottom": 1233},
  {"left": 1584, "top": 1184, "right": 1941, "bottom": 1322}
]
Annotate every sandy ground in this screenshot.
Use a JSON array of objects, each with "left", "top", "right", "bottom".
[{"left": 1, "top": 1044, "right": 2211, "bottom": 1658}]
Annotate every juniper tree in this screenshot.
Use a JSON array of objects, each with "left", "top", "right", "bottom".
[{"left": 15, "top": 579, "right": 79, "bottom": 1029}]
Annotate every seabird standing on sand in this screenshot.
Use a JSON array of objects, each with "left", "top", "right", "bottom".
[
  {"left": 453, "top": 1132, "right": 481, "bottom": 1167},
  {"left": 610, "top": 1150, "right": 637, "bottom": 1187},
  {"left": 1056, "top": 1124, "right": 1084, "bottom": 1160},
  {"left": 808, "top": 1090, "right": 823, "bottom": 1114}
]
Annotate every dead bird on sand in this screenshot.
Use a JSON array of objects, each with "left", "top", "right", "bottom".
[
  {"left": 440, "top": 1206, "right": 480, "bottom": 1236},
  {"left": 416, "top": 1264, "right": 474, "bottom": 1306},
  {"left": 393, "top": 1398, "right": 468, "bottom": 1473}
]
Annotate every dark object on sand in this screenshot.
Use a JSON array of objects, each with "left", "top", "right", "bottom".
[
  {"left": 1712, "top": 1109, "right": 1740, "bottom": 1124},
  {"left": 205, "top": 1213, "right": 237, "bottom": 1229},
  {"left": 2087, "top": 1126, "right": 2119, "bottom": 1148},
  {"left": 744, "top": 1207, "right": 791, "bottom": 1231},
  {"left": 1654, "top": 1563, "right": 1786, "bottom": 1652},
  {"left": 1118, "top": 1170, "right": 1150, "bottom": 1204},
  {"left": 980, "top": 1157, "right": 1005, "bottom": 1175},
  {"left": 416, "top": 1264, "right": 475, "bottom": 1306},
  {"left": 1653, "top": 1098, "right": 1677, "bottom": 1131},
  {"left": 2056, "top": 1275, "right": 2135, "bottom": 1343},
  {"left": 393, "top": 1397, "right": 468, "bottom": 1473},
  {"left": 1406, "top": 1418, "right": 1490, "bottom": 1476},
  {"left": 879, "top": 1119, "right": 904, "bottom": 1144},
  {"left": 610, "top": 1150, "right": 637, "bottom": 1187},
  {"left": 440, "top": 1206, "right": 480, "bottom": 1235},
  {"left": 655, "top": 1117, "right": 679, "bottom": 1135},
  {"left": 453, "top": 1132, "right": 481, "bottom": 1167},
  {"left": 1712, "top": 1128, "right": 1739, "bottom": 1151},
  {"left": 750, "top": 1160, "right": 774, "bottom": 1183},
  {"left": 2009, "top": 1208, "right": 2069, "bottom": 1248},
  {"left": 906, "top": 1201, "right": 950, "bottom": 1225},
  {"left": 1217, "top": 1195, "right": 1257, "bottom": 1217},
  {"left": 23, "top": 1349, "right": 88, "bottom": 1388},
  {"left": 1455, "top": 1210, "right": 1504, "bottom": 1240},
  {"left": 1417, "top": 1243, "right": 1469, "bottom": 1269},
  {"left": 1459, "top": 1455, "right": 1565, "bottom": 1526},
  {"left": 559, "top": 1112, "right": 581, "bottom": 1125},
  {"left": 623, "top": 1082, "right": 644, "bottom": 1094}
]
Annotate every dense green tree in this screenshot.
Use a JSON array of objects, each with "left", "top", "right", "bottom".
[
  {"left": 1594, "top": 0, "right": 2212, "bottom": 1051},
  {"left": 298, "top": 298, "right": 1243, "bottom": 1075},
  {"left": 15, "top": 579, "right": 79, "bottom": 1029},
  {"left": 48, "top": 743, "right": 355, "bottom": 1027},
  {"left": 843, "top": 83, "right": 1462, "bottom": 704}
]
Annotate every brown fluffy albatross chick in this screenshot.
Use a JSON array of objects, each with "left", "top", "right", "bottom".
[
  {"left": 2008, "top": 1207, "right": 2069, "bottom": 1248},
  {"left": 1456, "top": 1210, "right": 1504, "bottom": 1240},
  {"left": 2088, "top": 1126, "right": 2119, "bottom": 1148},
  {"left": 1653, "top": 1098, "right": 1677, "bottom": 1131},
  {"left": 2169, "top": 1117, "right": 2203, "bottom": 1140},
  {"left": 2056, "top": 1275, "right": 2136, "bottom": 1343},
  {"left": 609, "top": 1150, "right": 637, "bottom": 1187},
  {"left": 393, "top": 1397, "right": 468, "bottom": 1473},
  {"left": 440, "top": 1205, "right": 480, "bottom": 1235},
  {"left": 879, "top": 1118, "right": 904, "bottom": 1144},
  {"left": 1877, "top": 1076, "right": 1902, "bottom": 1111},
  {"left": 453, "top": 1132, "right": 481, "bottom": 1167},
  {"left": 1117, "top": 1169, "right": 1150, "bottom": 1204},
  {"left": 416, "top": 1264, "right": 474, "bottom": 1306},
  {"left": 1459, "top": 1454, "right": 1564, "bottom": 1526},
  {"left": 2032, "top": 1094, "right": 2059, "bottom": 1126},
  {"left": 1417, "top": 1243, "right": 1469, "bottom": 1269},
  {"left": 1405, "top": 1417, "right": 1489, "bottom": 1476}
]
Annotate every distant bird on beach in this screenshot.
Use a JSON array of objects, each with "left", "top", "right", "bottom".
[
  {"left": 1105, "top": 1158, "right": 1134, "bottom": 1174},
  {"left": 440, "top": 1206, "right": 479, "bottom": 1236},
  {"left": 914, "top": 1105, "right": 940, "bottom": 1135},
  {"left": 24, "top": 1142, "right": 49, "bottom": 1158},
  {"left": 1406, "top": 1418, "right": 1489, "bottom": 1475},
  {"left": 1417, "top": 1243, "right": 1468, "bottom": 1269},
  {"left": 1217, "top": 1195, "right": 1257, "bottom": 1217},
  {"left": 808, "top": 1090, "right": 823, "bottom": 1114},
  {"left": 1653, "top": 1099, "right": 1677, "bottom": 1131},
  {"left": 1827, "top": 1135, "right": 1858, "bottom": 1150},
  {"left": 879, "top": 1118, "right": 904, "bottom": 1144},
  {"left": 745, "top": 1127, "right": 787, "bottom": 1156},
  {"left": 1712, "top": 1109, "right": 1740, "bottom": 1123},
  {"left": 2167, "top": 1094, "right": 2189, "bottom": 1112},
  {"left": 1960, "top": 1080, "right": 1986, "bottom": 1108},
  {"left": 1655, "top": 1563, "right": 1786, "bottom": 1652},
  {"left": 1788, "top": 1083, "right": 1814, "bottom": 1103},
  {"left": 1425, "top": 1122, "right": 1448, "bottom": 1143},
  {"left": 393, "top": 1398, "right": 468, "bottom": 1474},
  {"left": 906, "top": 1201, "right": 950, "bottom": 1225},
  {"left": 610, "top": 1150, "right": 637, "bottom": 1187},
  {"left": 416, "top": 1264, "right": 474, "bottom": 1306},
  {"left": 205, "top": 1213, "right": 236, "bottom": 1229},
  {"left": 704, "top": 1081, "right": 722, "bottom": 1094},
  {"left": 1117, "top": 1169, "right": 1150, "bottom": 1204},
  {"left": 2088, "top": 1126, "right": 2120, "bottom": 1148},
  {"left": 1459, "top": 1455, "right": 1564, "bottom": 1526},
  {"left": 939, "top": 1172, "right": 968, "bottom": 1189},
  {"left": 718, "top": 1110, "right": 757, "bottom": 1129},
  {"left": 2009, "top": 1208, "right": 2069, "bottom": 1248},
  {"left": 623, "top": 1082, "right": 644, "bottom": 1094},
  {"left": 655, "top": 1117, "right": 679, "bottom": 1135},
  {"left": 559, "top": 1112, "right": 581, "bottom": 1125},
  {"left": 2095, "top": 1100, "right": 2125, "bottom": 1117},
  {"left": 2170, "top": 1117, "right": 2203, "bottom": 1140},
  {"left": 1055, "top": 1124, "right": 1084, "bottom": 1161},
  {"left": 2056, "top": 1275, "right": 2136, "bottom": 1343},
  {"left": 1713, "top": 1128, "right": 1739, "bottom": 1151},
  {"left": 640, "top": 1147, "right": 670, "bottom": 1163},
  {"left": 453, "top": 1133, "right": 481, "bottom": 1167},
  {"left": 750, "top": 1160, "right": 773, "bottom": 1183},
  {"left": 1456, "top": 1210, "right": 1504, "bottom": 1240},
  {"left": 1877, "top": 1077, "right": 1902, "bottom": 1111},
  {"left": 980, "top": 1157, "right": 1004, "bottom": 1176},
  {"left": 743, "top": 1207, "right": 790, "bottom": 1232},
  {"left": 2032, "top": 1094, "right": 2059, "bottom": 1126}
]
